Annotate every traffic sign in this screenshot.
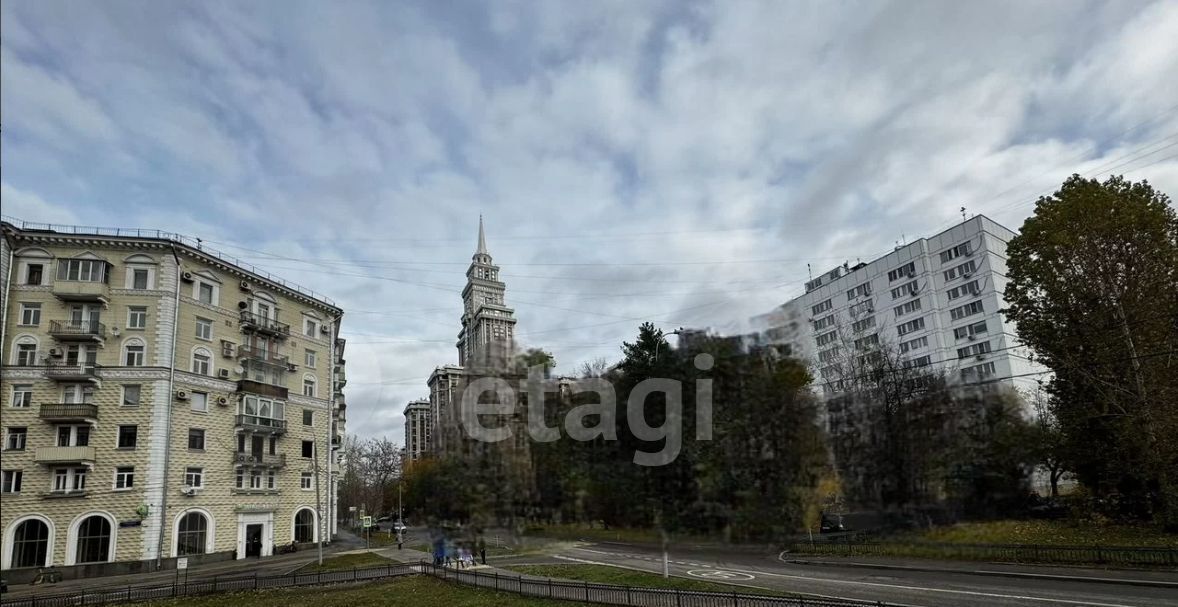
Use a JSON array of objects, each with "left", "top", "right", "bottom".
[
  {"left": 362, "top": 515, "right": 373, "bottom": 528},
  {"left": 177, "top": 557, "right": 189, "bottom": 570}
]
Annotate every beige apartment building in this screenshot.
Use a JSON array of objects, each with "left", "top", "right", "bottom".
[{"left": 0, "top": 219, "right": 347, "bottom": 578}]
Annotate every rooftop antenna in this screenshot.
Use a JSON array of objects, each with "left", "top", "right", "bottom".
[
  {"left": 196, "top": 237, "right": 203, "bottom": 250},
  {"left": 807, "top": 263, "right": 812, "bottom": 282},
  {"left": 960, "top": 206, "right": 967, "bottom": 222}
]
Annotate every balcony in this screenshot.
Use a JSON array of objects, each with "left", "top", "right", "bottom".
[
  {"left": 233, "top": 452, "right": 286, "bottom": 468},
  {"left": 48, "top": 320, "right": 106, "bottom": 342},
  {"left": 52, "top": 281, "right": 110, "bottom": 304},
  {"left": 238, "top": 379, "right": 288, "bottom": 400},
  {"left": 43, "top": 490, "right": 89, "bottom": 499},
  {"left": 239, "top": 311, "right": 290, "bottom": 338},
  {"left": 35, "top": 445, "right": 96, "bottom": 465},
  {"left": 237, "top": 345, "right": 289, "bottom": 366},
  {"left": 45, "top": 362, "right": 101, "bottom": 383},
  {"left": 39, "top": 403, "right": 99, "bottom": 422},
  {"left": 235, "top": 414, "right": 287, "bottom": 434}
]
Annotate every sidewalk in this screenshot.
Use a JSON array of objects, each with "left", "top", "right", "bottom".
[
  {"left": 779, "top": 553, "right": 1178, "bottom": 587},
  {"left": 2, "top": 531, "right": 365, "bottom": 600}
]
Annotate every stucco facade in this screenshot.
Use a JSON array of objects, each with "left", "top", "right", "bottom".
[{"left": 0, "top": 220, "right": 346, "bottom": 575}]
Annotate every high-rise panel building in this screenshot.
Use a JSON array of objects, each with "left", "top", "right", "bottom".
[
  {"left": 752, "top": 215, "right": 1045, "bottom": 398},
  {"left": 0, "top": 219, "right": 347, "bottom": 577},
  {"left": 402, "top": 399, "right": 431, "bottom": 462}
]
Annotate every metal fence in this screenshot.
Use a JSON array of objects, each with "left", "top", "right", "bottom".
[
  {"left": 421, "top": 563, "right": 902, "bottom": 607},
  {"left": 782, "top": 540, "right": 1178, "bottom": 567},
  {"left": 0, "top": 562, "right": 419, "bottom": 607}
]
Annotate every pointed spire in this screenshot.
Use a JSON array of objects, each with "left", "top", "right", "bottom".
[{"left": 476, "top": 215, "right": 488, "bottom": 256}]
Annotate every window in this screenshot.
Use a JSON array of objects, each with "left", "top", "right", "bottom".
[
  {"left": 6, "top": 427, "right": 28, "bottom": 451},
  {"left": 184, "top": 467, "right": 203, "bottom": 488},
  {"left": 57, "top": 425, "right": 90, "bottom": 447},
  {"left": 130, "top": 268, "right": 150, "bottom": 290},
  {"left": 58, "top": 259, "right": 108, "bottom": 282},
  {"left": 818, "top": 348, "right": 840, "bottom": 363},
  {"left": 957, "top": 341, "right": 993, "bottom": 359},
  {"left": 854, "top": 334, "right": 879, "bottom": 351},
  {"left": 304, "top": 318, "right": 319, "bottom": 337},
  {"left": 887, "top": 262, "right": 916, "bottom": 282},
  {"left": 301, "top": 472, "right": 313, "bottom": 490},
  {"left": 11, "top": 385, "right": 33, "bottom": 408},
  {"left": 25, "top": 263, "right": 45, "bottom": 285},
  {"left": 897, "top": 317, "right": 926, "bottom": 336},
  {"left": 114, "top": 467, "right": 135, "bottom": 490},
  {"left": 192, "top": 349, "right": 212, "bottom": 376},
  {"left": 190, "top": 392, "right": 208, "bottom": 413},
  {"left": 811, "top": 299, "right": 832, "bottom": 315},
  {"left": 2, "top": 470, "right": 22, "bottom": 493},
  {"left": 954, "top": 320, "right": 989, "bottom": 340},
  {"left": 127, "top": 306, "right": 147, "bottom": 329},
  {"left": 943, "top": 259, "right": 977, "bottom": 282},
  {"left": 950, "top": 300, "right": 984, "bottom": 321},
  {"left": 176, "top": 512, "right": 208, "bottom": 556},
  {"left": 851, "top": 316, "right": 875, "bottom": 333},
  {"left": 267, "top": 471, "right": 276, "bottom": 489},
  {"left": 16, "top": 342, "right": 38, "bottom": 366},
  {"left": 904, "top": 355, "right": 932, "bottom": 368},
  {"left": 849, "top": 300, "right": 874, "bottom": 316},
  {"left": 118, "top": 425, "right": 138, "bottom": 449},
  {"left": 122, "top": 385, "right": 141, "bottom": 407},
  {"left": 899, "top": 336, "right": 929, "bottom": 354},
  {"left": 305, "top": 349, "right": 317, "bottom": 368},
  {"left": 239, "top": 395, "right": 285, "bottom": 424},
  {"left": 894, "top": 299, "right": 922, "bottom": 317},
  {"left": 250, "top": 470, "right": 263, "bottom": 489},
  {"left": 194, "top": 317, "right": 214, "bottom": 341},
  {"left": 846, "top": 282, "right": 872, "bottom": 300},
  {"left": 811, "top": 316, "right": 834, "bottom": 331},
  {"left": 235, "top": 470, "right": 245, "bottom": 489},
  {"left": 124, "top": 340, "right": 146, "bottom": 366},
  {"left": 815, "top": 330, "right": 838, "bottom": 347},
  {"left": 187, "top": 428, "right": 206, "bottom": 450},
  {"left": 947, "top": 280, "right": 981, "bottom": 301},
  {"left": 19, "top": 303, "right": 41, "bottom": 326},
  {"left": 302, "top": 440, "right": 314, "bottom": 458},
  {"left": 961, "top": 362, "right": 997, "bottom": 382},
  {"left": 11, "top": 519, "right": 50, "bottom": 568},
  {"left": 197, "top": 282, "right": 215, "bottom": 305},
  {"left": 53, "top": 467, "right": 87, "bottom": 492},
  {"left": 303, "top": 409, "right": 313, "bottom": 426},
  {"left": 74, "top": 518, "right": 111, "bottom": 565},
  {"left": 940, "top": 242, "right": 973, "bottom": 264},
  {"left": 294, "top": 509, "right": 315, "bottom": 542},
  {"left": 890, "top": 281, "right": 919, "bottom": 299},
  {"left": 302, "top": 377, "right": 316, "bottom": 397}
]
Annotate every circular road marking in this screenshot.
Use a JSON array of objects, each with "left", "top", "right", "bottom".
[{"left": 686, "top": 569, "right": 755, "bottom": 581}]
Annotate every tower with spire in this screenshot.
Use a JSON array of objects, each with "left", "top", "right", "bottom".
[{"left": 457, "top": 216, "right": 517, "bottom": 366}]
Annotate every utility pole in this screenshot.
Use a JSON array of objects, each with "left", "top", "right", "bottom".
[
  {"left": 314, "top": 440, "right": 323, "bottom": 566},
  {"left": 397, "top": 481, "right": 404, "bottom": 546}
]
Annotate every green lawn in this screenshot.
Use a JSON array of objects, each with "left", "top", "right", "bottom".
[
  {"left": 504, "top": 564, "right": 782, "bottom": 595},
  {"left": 298, "top": 552, "right": 391, "bottom": 572},
  {"left": 896, "top": 520, "right": 1177, "bottom": 547},
  {"left": 142, "top": 575, "right": 576, "bottom": 607}
]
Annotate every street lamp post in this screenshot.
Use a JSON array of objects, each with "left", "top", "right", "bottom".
[{"left": 652, "top": 327, "right": 682, "bottom": 578}]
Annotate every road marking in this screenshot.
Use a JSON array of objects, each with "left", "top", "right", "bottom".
[
  {"left": 573, "top": 547, "right": 1143, "bottom": 607},
  {"left": 687, "top": 569, "right": 756, "bottom": 581}
]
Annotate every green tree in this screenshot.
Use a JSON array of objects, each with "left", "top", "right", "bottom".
[{"left": 1004, "top": 174, "right": 1178, "bottom": 526}]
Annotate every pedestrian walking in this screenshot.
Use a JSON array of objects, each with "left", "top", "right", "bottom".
[{"left": 477, "top": 536, "right": 486, "bottom": 565}]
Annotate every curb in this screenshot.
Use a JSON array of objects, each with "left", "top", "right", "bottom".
[{"left": 779, "top": 555, "right": 1178, "bottom": 589}]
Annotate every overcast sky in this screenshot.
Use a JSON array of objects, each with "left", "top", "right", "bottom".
[{"left": 3, "top": 0, "right": 1176, "bottom": 442}]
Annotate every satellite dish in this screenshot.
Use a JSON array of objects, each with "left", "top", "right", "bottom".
[{"left": 234, "top": 366, "right": 245, "bottom": 375}]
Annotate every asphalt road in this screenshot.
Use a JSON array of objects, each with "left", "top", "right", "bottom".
[{"left": 546, "top": 542, "right": 1178, "bottom": 607}]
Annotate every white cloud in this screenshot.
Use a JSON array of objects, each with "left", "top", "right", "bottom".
[{"left": 2, "top": 0, "right": 1176, "bottom": 441}]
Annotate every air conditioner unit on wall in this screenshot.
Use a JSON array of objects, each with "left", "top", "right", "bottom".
[
  {"left": 217, "top": 368, "right": 231, "bottom": 379},
  {"left": 175, "top": 389, "right": 189, "bottom": 400},
  {"left": 181, "top": 271, "right": 194, "bottom": 282},
  {"left": 48, "top": 348, "right": 62, "bottom": 357},
  {"left": 320, "top": 325, "right": 330, "bottom": 335},
  {"left": 967, "top": 334, "right": 977, "bottom": 341},
  {"left": 240, "top": 280, "right": 252, "bottom": 292},
  {"left": 216, "top": 396, "right": 229, "bottom": 406},
  {"left": 181, "top": 487, "right": 197, "bottom": 496},
  {"left": 221, "top": 341, "right": 236, "bottom": 358}
]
